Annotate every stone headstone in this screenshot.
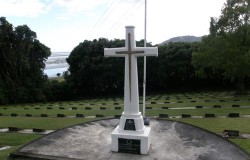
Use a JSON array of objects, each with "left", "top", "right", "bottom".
[
  {"left": 213, "top": 105, "right": 221, "bottom": 108},
  {"left": 96, "top": 114, "right": 104, "bottom": 118},
  {"left": 205, "top": 114, "right": 215, "bottom": 118},
  {"left": 196, "top": 106, "right": 203, "bottom": 109},
  {"left": 159, "top": 114, "right": 168, "bottom": 118},
  {"left": 76, "top": 114, "right": 84, "bottom": 118},
  {"left": 8, "top": 127, "right": 20, "bottom": 132},
  {"left": 182, "top": 114, "right": 191, "bottom": 118},
  {"left": 57, "top": 114, "right": 65, "bottom": 118},
  {"left": 115, "top": 107, "right": 121, "bottom": 110},
  {"left": 33, "top": 128, "right": 45, "bottom": 133},
  {"left": 228, "top": 113, "right": 239, "bottom": 118},
  {"left": 41, "top": 114, "right": 48, "bottom": 117},
  {"left": 232, "top": 104, "right": 240, "bottom": 108},
  {"left": 223, "top": 130, "right": 239, "bottom": 137},
  {"left": 162, "top": 106, "right": 169, "bottom": 109},
  {"left": 115, "top": 115, "right": 121, "bottom": 118},
  {"left": 11, "top": 113, "right": 17, "bottom": 117}
]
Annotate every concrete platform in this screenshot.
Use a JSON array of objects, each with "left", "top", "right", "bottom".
[{"left": 9, "top": 118, "right": 250, "bottom": 160}]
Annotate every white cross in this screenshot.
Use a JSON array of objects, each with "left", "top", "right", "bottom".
[{"left": 104, "top": 26, "right": 158, "bottom": 115}]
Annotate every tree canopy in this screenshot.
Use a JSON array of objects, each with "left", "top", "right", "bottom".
[
  {"left": 192, "top": 0, "right": 250, "bottom": 94},
  {"left": 66, "top": 38, "right": 126, "bottom": 96},
  {"left": 65, "top": 37, "right": 204, "bottom": 97},
  {"left": 0, "top": 17, "right": 51, "bottom": 104}
]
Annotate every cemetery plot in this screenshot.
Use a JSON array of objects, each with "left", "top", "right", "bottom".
[
  {"left": 1, "top": 91, "right": 250, "bottom": 157},
  {"left": 143, "top": 108, "right": 250, "bottom": 117}
]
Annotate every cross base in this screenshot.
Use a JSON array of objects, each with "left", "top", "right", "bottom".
[{"left": 111, "top": 112, "right": 151, "bottom": 154}]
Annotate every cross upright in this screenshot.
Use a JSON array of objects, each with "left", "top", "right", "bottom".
[
  {"left": 104, "top": 26, "right": 158, "bottom": 115},
  {"left": 104, "top": 26, "right": 158, "bottom": 154}
]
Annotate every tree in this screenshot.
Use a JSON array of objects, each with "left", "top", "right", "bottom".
[
  {"left": 0, "top": 17, "right": 51, "bottom": 103},
  {"left": 66, "top": 38, "right": 125, "bottom": 96},
  {"left": 57, "top": 73, "right": 61, "bottom": 77},
  {"left": 192, "top": 0, "right": 250, "bottom": 94},
  {"left": 146, "top": 42, "right": 197, "bottom": 91}
]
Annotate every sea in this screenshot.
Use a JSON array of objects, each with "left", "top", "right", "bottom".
[{"left": 44, "top": 52, "right": 70, "bottom": 77}]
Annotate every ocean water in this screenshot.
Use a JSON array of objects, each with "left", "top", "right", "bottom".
[
  {"left": 44, "top": 67, "right": 69, "bottom": 77},
  {"left": 44, "top": 52, "right": 70, "bottom": 77}
]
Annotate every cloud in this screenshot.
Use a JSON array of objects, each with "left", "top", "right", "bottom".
[
  {"left": 0, "top": 0, "right": 50, "bottom": 18},
  {"left": 0, "top": 0, "right": 109, "bottom": 18},
  {"left": 51, "top": 0, "right": 108, "bottom": 17},
  {"left": 1, "top": 0, "right": 227, "bottom": 51},
  {"left": 85, "top": 0, "right": 145, "bottom": 40}
]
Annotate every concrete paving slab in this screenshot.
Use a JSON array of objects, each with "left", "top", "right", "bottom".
[{"left": 10, "top": 118, "right": 250, "bottom": 160}]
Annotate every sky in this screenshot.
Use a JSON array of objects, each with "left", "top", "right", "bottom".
[{"left": 0, "top": 0, "right": 227, "bottom": 52}]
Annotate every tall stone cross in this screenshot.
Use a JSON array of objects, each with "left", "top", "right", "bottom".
[
  {"left": 104, "top": 26, "right": 158, "bottom": 154},
  {"left": 104, "top": 26, "right": 158, "bottom": 115}
]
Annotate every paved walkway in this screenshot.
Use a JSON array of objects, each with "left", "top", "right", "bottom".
[{"left": 10, "top": 118, "right": 250, "bottom": 160}]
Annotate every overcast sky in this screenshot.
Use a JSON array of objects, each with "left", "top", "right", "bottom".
[{"left": 0, "top": 0, "right": 226, "bottom": 52}]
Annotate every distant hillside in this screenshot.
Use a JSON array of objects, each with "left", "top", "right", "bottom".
[{"left": 160, "top": 36, "right": 202, "bottom": 45}]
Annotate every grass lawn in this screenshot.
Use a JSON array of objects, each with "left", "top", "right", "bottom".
[
  {"left": 172, "top": 118, "right": 250, "bottom": 134},
  {"left": 0, "top": 117, "right": 94, "bottom": 130},
  {"left": 0, "top": 133, "right": 41, "bottom": 159},
  {"left": 0, "top": 90, "right": 250, "bottom": 159},
  {"left": 230, "top": 139, "right": 250, "bottom": 153},
  {"left": 0, "top": 146, "right": 19, "bottom": 160},
  {"left": 49, "top": 76, "right": 65, "bottom": 82}
]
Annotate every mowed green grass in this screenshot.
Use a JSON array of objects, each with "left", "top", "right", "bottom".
[
  {"left": 0, "top": 117, "right": 94, "bottom": 130},
  {"left": 0, "top": 91, "right": 250, "bottom": 159},
  {"left": 0, "top": 133, "right": 41, "bottom": 159},
  {"left": 172, "top": 118, "right": 250, "bottom": 134},
  {"left": 230, "top": 139, "right": 250, "bottom": 154}
]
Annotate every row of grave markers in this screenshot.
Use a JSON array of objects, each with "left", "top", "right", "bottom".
[
  {"left": 2, "top": 98, "right": 250, "bottom": 109},
  {"left": 0, "top": 104, "right": 246, "bottom": 111},
  {"left": 0, "top": 112, "right": 245, "bottom": 119}
]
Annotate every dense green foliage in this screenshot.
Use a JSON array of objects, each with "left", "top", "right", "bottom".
[
  {"left": 66, "top": 38, "right": 125, "bottom": 96},
  {"left": 0, "top": 17, "right": 51, "bottom": 104},
  {"left": 65, "top": 38, "right": 204, "bottom": 97},
  {"left": 192, "top": 0, "right": 250, "bottom": 94},
  {"left": 147, "top": 42, "right": 197, "bottom": 90}
]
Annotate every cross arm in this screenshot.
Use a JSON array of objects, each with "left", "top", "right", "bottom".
[
  {"left": 133, "top": 47, "right": 158, "bottom": 57},
  {"left": 104, "top": 47, "right": 127, "bottom": 57}
]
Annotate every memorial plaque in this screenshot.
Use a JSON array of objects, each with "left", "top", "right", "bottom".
[
  {"left": 118, "top": 138, "right": 140, "bottom": 154},
  {"left": 124, "top": 119, "right": 136, "bottom": 130}
]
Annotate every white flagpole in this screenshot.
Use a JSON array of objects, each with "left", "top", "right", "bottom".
[{"left": 143, "top": 0, "right": 147, "bottom": 117}]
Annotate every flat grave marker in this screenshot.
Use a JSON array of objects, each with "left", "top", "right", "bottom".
[
  {"left": 57, "top": 114, "right": 65, "bottom": 118},
  {"left": 182, "top": 114, "right": 191, "bottom": 118},
  {"left": 213, "top": 105, "right": 221, "bottom": 108},
  {"left": 33, "top": 128, "right": 45, "bottom": 133},
  {"left": 223, "top": 130, "right": 239, "bottom": 137},
  {"left": 228, "top": 113, "right": 239, "bottom": 118},
  {"left": 204, "top": 114, "right": 215, "bottom": 118},
  {"left": 76, "top": 114, "right": 84, "bottom": 118},
  {"left": 11, "top": 113, "right": 17, "bottom": 117},
  {"left": 159, "top": 114, "right": 168, "bottom": 118},
  {"left": 8, "top": 127, "right": 20, "bottom": 132}
]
